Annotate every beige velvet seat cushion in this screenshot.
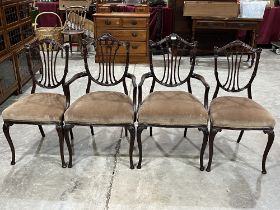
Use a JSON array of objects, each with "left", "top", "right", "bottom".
[
  {"left": 138, "top": 91, "right": 208, "bottom": 126},
  {"left": 210, "top": 96, "right": 276, "bottom": 129},
  {"left": 64, "top": 91, "right": 134, "bottom": 125},
  {"left": 2, "top": 93, "right": 66, "bottom": 123}
]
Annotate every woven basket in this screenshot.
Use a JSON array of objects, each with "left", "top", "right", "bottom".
[{"left": 34, "top": 12, "right": 63, "bottom": 44}]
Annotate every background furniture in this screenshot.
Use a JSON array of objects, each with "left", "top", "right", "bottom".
[
  {"left": 35, "top": 1, "right": 60, "bottom": 26},
  {"left": 2, "top": 39, "right": 72, "bottom": 168},
  {"left": 137, "top": 34, "right": 209, "bottom": 170},
  {"left": 257, "top": 6, "right": 280, "bottom": 44},
  {"left": 94, "top": 0, "right": 150, "bottom": 63},
  {"left": 63, "top": 34, "right": 137, "bottom": 168},
  {"left": 62, "top": 6, "right": 87, "bottom": 54},
  {"left": 206, "top": 40, "right": 276, "bottom": 174},
  {"left": 192, "top": 17, "right": 262, "bottom": 53},
  {"left": 0, "top": 0, "right": 36, "bottom": 104}
]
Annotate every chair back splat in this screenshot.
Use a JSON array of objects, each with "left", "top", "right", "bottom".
[
  {"left": 25, "top": 38, "right": 69, "bottom": 93},
  {"left": 82, "top": 33, "right": 130, "bottom": 91},
  {"left": 149, "top": 33, "right": 197, "bottom": 91},
  {"left": 213, "top": 40, "right": 262, "bottom": 99}
]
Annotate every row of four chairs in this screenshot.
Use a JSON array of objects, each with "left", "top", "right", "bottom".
[{"left": 2, "top": 33, "right": 275, "bottom": 174}]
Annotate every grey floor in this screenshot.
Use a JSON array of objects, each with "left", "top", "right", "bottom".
[{"left": 0, "top": 49, "right": 279, "bottom": 210}]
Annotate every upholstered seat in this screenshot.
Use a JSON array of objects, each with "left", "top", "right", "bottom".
[
  {"left": 64, "top": 91, "right": 134, "bottom": 125},
  {"left": 210, "top": 96, "right": 275, "bottom": 129},
  {"left": 2, "top": 93, "right": 66, "bottom": 123},
  {"left": 138, "top": 91, "right": 208, "bottom": 126}
]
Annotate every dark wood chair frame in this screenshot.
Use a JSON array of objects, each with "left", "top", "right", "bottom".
[
  {"left": 206, "top": 40, "right": 274, "bottom": 174},
  {"left": 3, "top": 38, "right": 72, "bottom": 168},
  {"left": 137, "top": 33, "right": 210, "bottom": 170},
  {"left": 63, "top": 33, "right": 137, "bottom": 169}
]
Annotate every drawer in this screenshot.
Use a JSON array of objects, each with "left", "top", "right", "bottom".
[
  {"left": 97, "top": 30, "right": 146, "bottom": 42},
  {"left": 124, "top": 42, "right": 147, "bottom": 54},
  {"left": 96, "top": 18, "right": 121, "bottom": 27},
  {"left": 195, "top": 21, "right": 225, "bottom": 28},
  {"left": 122, "top": 18, "right": 147, "bottom": 28},
  {"left": 96, "top": 42, "right": 146, "bottom": 55},
  {"left": 226, "top": 22, "right": 258, "bottom": 29}
]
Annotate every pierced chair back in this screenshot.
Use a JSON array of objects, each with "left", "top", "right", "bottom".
[
  {"left": 213, "top": 40, "right": 262, "bottom": 99},
  {"left": 83, "top": 33, "right": 130, "bottom": 87},
  {"left": 63, "top": 6, "right": 87, "bottom": 33},
  {"left": 149, "top": 33, "right": 197, "bottom": 89},
  {"left": 25, "top": 38, "right": 69, "bottom": 93}
]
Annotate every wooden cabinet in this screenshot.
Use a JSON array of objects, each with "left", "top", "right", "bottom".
[
  {"left": 0, "top": 0, "right": 36, "bottom": 104},
  {"left": 94, "top": 3, "right": 150, "bottom": 64}
]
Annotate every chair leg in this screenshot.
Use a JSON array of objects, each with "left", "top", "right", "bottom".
[
  {"left": 199, "top": 128, "right": 209, "bottom": 171},
  {"left": 127, "top": 124, "right": 135, "bottom": 169},
  {"left": 69, "top": 35, "right": 73, "bottom": 54},
  {"left": 184, "top": 128, "right": 188, "bottom": 137},
  {"left": 137, "top": 124, "right": 147, "bottom": 169},
  {"left": 70, "top": 128, "right": 74, "bottom": 140},
  {"left": 262, "top": 130, "right": 275, "bottom": 174},
  {"left": 150, "top": 127, "right": 153, "bottom": 136},
  {"left": 206, "top": 128, "right": 219, "bottom": 172},
  {"left": 38, "top": 125, "right": 45, "bottom": 137},
  {"left": 56, "top": 124, "right": 67, "bottom": 168},
  {"left": 3, "top": 122, "right": 15, "bottom": 165},
  {"left": 64, "top": 125, "right": 73, "bottom": 168},
  {"left": 90, "top": 126, "right": 94, "bottom": 136},
  {"left": 125, "top": 128, "right": 128, "bottom": 137},
  {"left": 237, "top": 130, "right": 244, "bottom": 143}
]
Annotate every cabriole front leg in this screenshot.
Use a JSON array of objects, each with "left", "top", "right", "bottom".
[
  {"left": 3, "top": 122, "right": 15, "bottom": 165},
  {"left": 126, "top": 124, "right": 135, "bottom": 169},
  {"left": 262, "top": 129, "right": 275, "bottom": 174},
  {"left": 206, "top": 128, "right": 219, "bottom": 172},
  {"left": 56, "top": 124, "right": 67, "bottom": 168},
  {"left": 199, "top": 127, "right": 209, "bottom": 171},
  {"left": 64, "top": 125, "right": 74, "bottom": 168},
  {"left": 137, "top": 124, "right": 147, "bottom": 169}
]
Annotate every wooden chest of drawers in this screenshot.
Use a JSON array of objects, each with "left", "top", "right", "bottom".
[{"left": 94, "top": 12, "right": 150, "bottom": 64}]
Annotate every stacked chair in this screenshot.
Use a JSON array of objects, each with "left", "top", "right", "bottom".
[{"left": 1, "top": 34, "right": 276, "bottom": 174}]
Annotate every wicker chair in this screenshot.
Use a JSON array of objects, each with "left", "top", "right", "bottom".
[{"left": 62, "top": 6, "right": 87, "bottom": 54}]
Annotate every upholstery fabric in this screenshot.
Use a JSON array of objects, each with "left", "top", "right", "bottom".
[
  {"left": 64, "top": 91, "right": 134, "bottom": 125},
  {"left": 2, "top": 93, "right": 66, "bottom": 123},
  {"left": 210, "top": 96, "right": 276, "bottom": 129},
  {"left": 138, "top": 91, "right": 208, "bottom": 126}
]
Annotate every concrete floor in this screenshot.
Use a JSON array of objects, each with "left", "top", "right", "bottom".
[{"left": 0, "top": 49, "right": 279, "bottom": 210}]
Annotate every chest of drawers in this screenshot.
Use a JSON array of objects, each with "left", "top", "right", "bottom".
[{"left": 94, "top": 12, "right": 150, "bottom": 63}]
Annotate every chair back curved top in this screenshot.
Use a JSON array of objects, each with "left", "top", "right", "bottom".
[
  {"left": 25, "top": 38, "right": 69, "bottom": 93},
  {"left": 63, "top": 6, "right": 87, "bottom": 34},
  {"left": 83, "top": 33, "right": 130, "bottom": 87},
  {"left": 149, "top": 33, "right": 198, "bottom": 89},
  {"left": 213, "top": 40, "right": 262, "bottom": 99}
]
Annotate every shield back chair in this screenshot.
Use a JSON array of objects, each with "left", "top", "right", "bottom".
[
  {"left": 62, "top": 6, "right": 87, "bottom": 54},
  {"left": 206, "top": 40, "right": 276, "bottom": 174},
  {"left": 2, "top": 38, "right": 72, "bottom": 168},
  {"left": 137, "top": 33, "right": 210, "bottom": 170},
  {"left": 63, "top": 33, "right": 137, "bottom": 169}
]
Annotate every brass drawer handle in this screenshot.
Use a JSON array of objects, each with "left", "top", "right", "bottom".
[
  {"left": 131, "top": 32, "right": 138, "bottom": 37},
  {"left": 131, "top": 20, "right": 137, "bottom": 25},
  {"left": 105, "top": 19, "right": 111, "bottom": 25},
  {"left": 131, "top": 45, "right": 138, "bottom": 49}
]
